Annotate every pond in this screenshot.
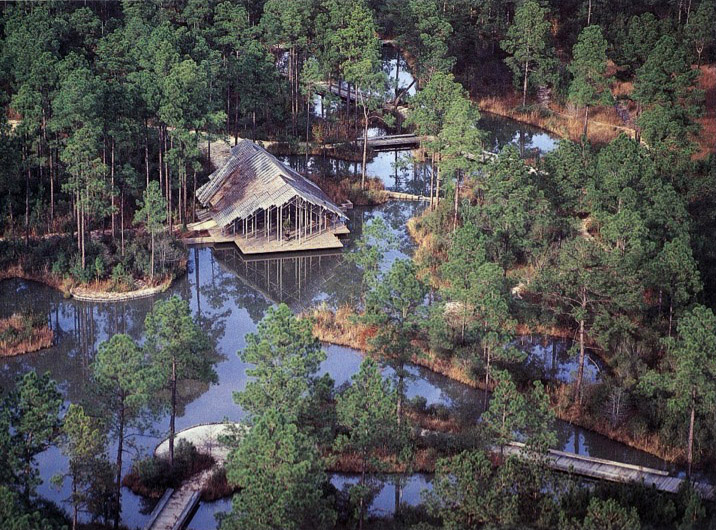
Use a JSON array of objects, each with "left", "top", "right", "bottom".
[
  {"left": 1, "top": 195, "right": 669, "bottom": 529},
  {"left": 303, "top": 43, "right": 559, "bottom": 195}
]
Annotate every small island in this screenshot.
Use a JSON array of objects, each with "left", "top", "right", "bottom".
[{"left": 0, "top": 312, "right": 53, "bottom": 356}]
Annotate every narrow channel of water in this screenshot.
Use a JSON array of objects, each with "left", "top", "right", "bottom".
[{"left": 0, "top": 200, "right": 668, "bottom": 529}]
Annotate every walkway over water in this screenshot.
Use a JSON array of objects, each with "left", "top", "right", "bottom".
[
  {"left": 504, "top": 442, "right": 715, "bottom": 500},
  {"left": 144, "top": 423, "right": 245, "bottom": 530}
]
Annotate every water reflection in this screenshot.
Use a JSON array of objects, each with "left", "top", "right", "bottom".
[
  {"left": 479, "top": 113, "right": 557, "bottom": 158},
  {"left": 281, "top": 115, "right": 557, "bottom": 195},
  {"left": 517, "top": 335, "right": 604, "bottom": 384},
  {"left": 0, "top": 197, "right": 669, "bottom": 527}
]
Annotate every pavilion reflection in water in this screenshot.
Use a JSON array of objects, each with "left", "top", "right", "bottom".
[{"left": 212, "top": 246, "right": 348, "bottom": 311}]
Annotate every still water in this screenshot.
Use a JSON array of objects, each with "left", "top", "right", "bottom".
[
  {"left": 280, "top": 113, "right": 558, "bottom": 196},
  {"left": 305, "top": 42, "right": 558, "bottom": 195},
  {"left": 1, "top": 197, "right": 667, "bottom": 529}
]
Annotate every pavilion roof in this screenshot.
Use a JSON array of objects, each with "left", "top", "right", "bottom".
[{"left": 196, "top": 139, "right": 346, "bottom": 228}]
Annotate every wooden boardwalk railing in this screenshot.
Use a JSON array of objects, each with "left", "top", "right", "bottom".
[{"left": 503, "top": 442, "right": 715, "bottom": 500}]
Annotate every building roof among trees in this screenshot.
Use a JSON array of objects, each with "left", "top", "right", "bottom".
[{"left": 196, "top": 139, "right": 346, "bottom": 228}]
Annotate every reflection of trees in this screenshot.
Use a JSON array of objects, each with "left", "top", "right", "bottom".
[{"left": 478, "top": 114, "right": 536, "bottom": 156}]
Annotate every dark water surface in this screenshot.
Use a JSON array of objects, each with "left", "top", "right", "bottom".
[{"left": 1, "top": 197, "right": 667, "bottom": 529}]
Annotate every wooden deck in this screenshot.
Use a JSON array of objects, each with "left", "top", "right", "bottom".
[
  {"left": 184, "top": 223, "right": 349, "bottom": 255},
  {"left": 503, "top": 442, "right": 715, "bottom": 500},
  {"left": 384, "top": 191, "right": 430, "bottom": 202}
]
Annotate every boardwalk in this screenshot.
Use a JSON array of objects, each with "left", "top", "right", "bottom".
[
  {"left": 503, "top": 442, "right": 715, "bottom": 500},
  {"left": 384, "top": 190, "right": 430, "bottom": 202},
  {"left": 362, "top": 133, "right": 423, "bottom": 149},
  {"left": 144, "top": 423, "right": 246, "bottom": 530}
]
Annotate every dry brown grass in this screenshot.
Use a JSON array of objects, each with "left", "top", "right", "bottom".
[
  {"left": 327, "top": 448, "right": 437, "bottom": 474},
  {"left": 0, "top": 263, "right": 70, "bottom": 293},
  {"left": 478, "top": 63, "right": 715, "bottom": 157},
  {"left": 478, "top": 95, "right": 634, "bottom": 147},
  {"left": 550, "top": 385, "right": 682, "bottom": 464},
  {"left": 696, "top": 65, "right": 716, "bottom": 159},
  {"left": 406, "top": 409, "right": 460, "bottom": 433},
  {"left": 309, "top": 304, "right": 691, "bottom": 464},
  {"left": 0, "top": 313, "right": 53, "bottom": 356},
  {"left": 308, "top": 173, "right": 387, "bottom": 207}
]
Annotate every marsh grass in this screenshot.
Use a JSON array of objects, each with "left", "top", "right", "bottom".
[{"left": 0, "top": 312, "right": 53, "bottom": 356}]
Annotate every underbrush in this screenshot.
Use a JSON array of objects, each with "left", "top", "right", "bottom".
[
  {"left": 310, "top": 173, "right": 388, "bottom": 206},
  {"left": 0, "top": 312, "right": 53, "bottom": 355},
  {"left": 122, "top": 440, "right": 215, "bottom": 499},
  {"left": 0, "top": 231, "right": 185, "bottom": 292}
]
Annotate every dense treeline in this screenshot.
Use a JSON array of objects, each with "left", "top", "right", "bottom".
[
  {"left": 2, "top": 0, "right": 716, "bottom": 528},
  {"left": 0, "top": 0, "right": 713, "bottom": 284}
]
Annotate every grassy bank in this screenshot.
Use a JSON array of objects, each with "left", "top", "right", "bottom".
[
  {"left": 475, "top": 63, "right": 715, "bottom": 158},
  {"left": 307, "top": 306, "right": 685, "bottom": 466},
  {"left": 0, "top": 313, "right": 53, "bottom": 356},
  {"left": 0, "top": 233, "right": 185, "bottom": 301},
  {"left": 477, "top": 94, "right": 633, "bottom": 147}
]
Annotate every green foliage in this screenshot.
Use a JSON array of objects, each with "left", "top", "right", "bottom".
[
  {"left": 0, "top": 485, "right": 60, "bottom": 530},
  {"left": 406, "top": 71, "right": 465, "bottom": 141},
  {"left": 426, "top": 449, "right": 561, "bottom": 529},
  {"left": 345, "top": 217, "right": 398, "bottom": 292},
  {"left": 335, "top": 358, "right": 410, "bottom": 527},
  {"left": 581, "top": 497, "right": 641, "bottom": 530},
  {"left": 134, "top": 180, "right": 166, "bottom": 280},
  {"left": 568, "top": 25, "right": 612, "bottom": 138},
  {"left": 685, "top": 1, "right": 715, "bottom": 66},
  {"left": 482, "top": 369, "right": 556, "bottom": 453},
  {"left": 53, "top": 404, "right": 112, "bottom": 529},
  {"left": 235, "top": 303, "right": 327, "bottom": 422},
  {"left": 396, "top": 0, "right": 455, "bottom": 83},
  {"left": 92, "top": 332, "right": 158, "bottom": 526},
  {"left": 425, "top": 449, "right": 498, "bottom": 529},
  {"left": 500, "top": 0, "right": 556, "bottom": 106},
  {"left": 640, "top": 305, "right": 716, "bottom": 471},
  {"left": 222, "top": 408, "right": 335, "bottom": 530},
  {"left": 128, "top": 439, "right": 214, "bottom": 495},
  {"left": 3, "top": 370, "right": 62, "bottom": 499},
  {"left": 363, "top": 258, "right": 427, "bottom": 423},
  {"left": 145, "top": 295, "right": 216, "bottom": 465},
  {"left": 632, "top": 35, "right": 703, "bottom": 171}
]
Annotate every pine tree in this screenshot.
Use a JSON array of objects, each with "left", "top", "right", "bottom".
[
  {"left": 500, "top": 0, "right": 555, "bottom": 107},
  {"left": 335, "top": 359, "right": 408, "bottom": 530},
  {"left": 92, "top": 333, "right": 158, "bottom": 529},
  {"left": 641, "top": 305, "right": 716, "bottom": 477},
  {"left": 133, "top": 180, "right": 166, "bottom": 282},
  {"left": 144, "top": 295, "right": 216, "bottom": 468},
  {"left": 236, "top": 303, "right": 326, "bottom": 422},
  {"left": 222, "top": 408, "right": 335, "bottom": 530},
  {"left": 568, "top": 25, "right": 612, "bottom": 140}
]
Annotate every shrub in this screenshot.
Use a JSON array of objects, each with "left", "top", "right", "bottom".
[
  {"left": 111, "top": 262, "right": 133, "bottom": 291},
  {"left": 124, "top": 439, "right": 215, "bottom": 498},
  {"left": 93, "top": 255, "right": 105, "bottom": 283},
  {"left": 69, "top": 256, "right": 91, "bottom": 284},
  {"left": 51, "top": 253, "right": 68, "bottom": 277}
]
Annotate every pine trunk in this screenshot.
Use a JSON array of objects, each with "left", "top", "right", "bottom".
[
  {"left": 114, "top": 402, "right": 125, "bottom": 530},
  {"left": 687, "top": 399, "right": 695, "bottom": 478},
  {"left": 576, "top": 315, "right": 586, "bottom": 403},
  {"left": 169, "top": 358, "right": 177, "bottom": 468}
]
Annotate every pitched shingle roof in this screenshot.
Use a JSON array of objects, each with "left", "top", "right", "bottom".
[{"left": 196, "top": 140, "right": 346, "bottom": 228}]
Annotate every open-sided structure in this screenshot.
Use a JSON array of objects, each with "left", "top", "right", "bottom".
[{"left": 190, "top": 140, "right": 349, "bottom": 254}]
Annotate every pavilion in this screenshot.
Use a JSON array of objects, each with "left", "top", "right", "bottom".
[{"left": 189, "top": 139, "right": 349, "bottom": 254}]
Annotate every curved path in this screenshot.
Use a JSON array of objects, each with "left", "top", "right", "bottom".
[{"left": 145, "top": 423, "right": 247, "bottom": 530}]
